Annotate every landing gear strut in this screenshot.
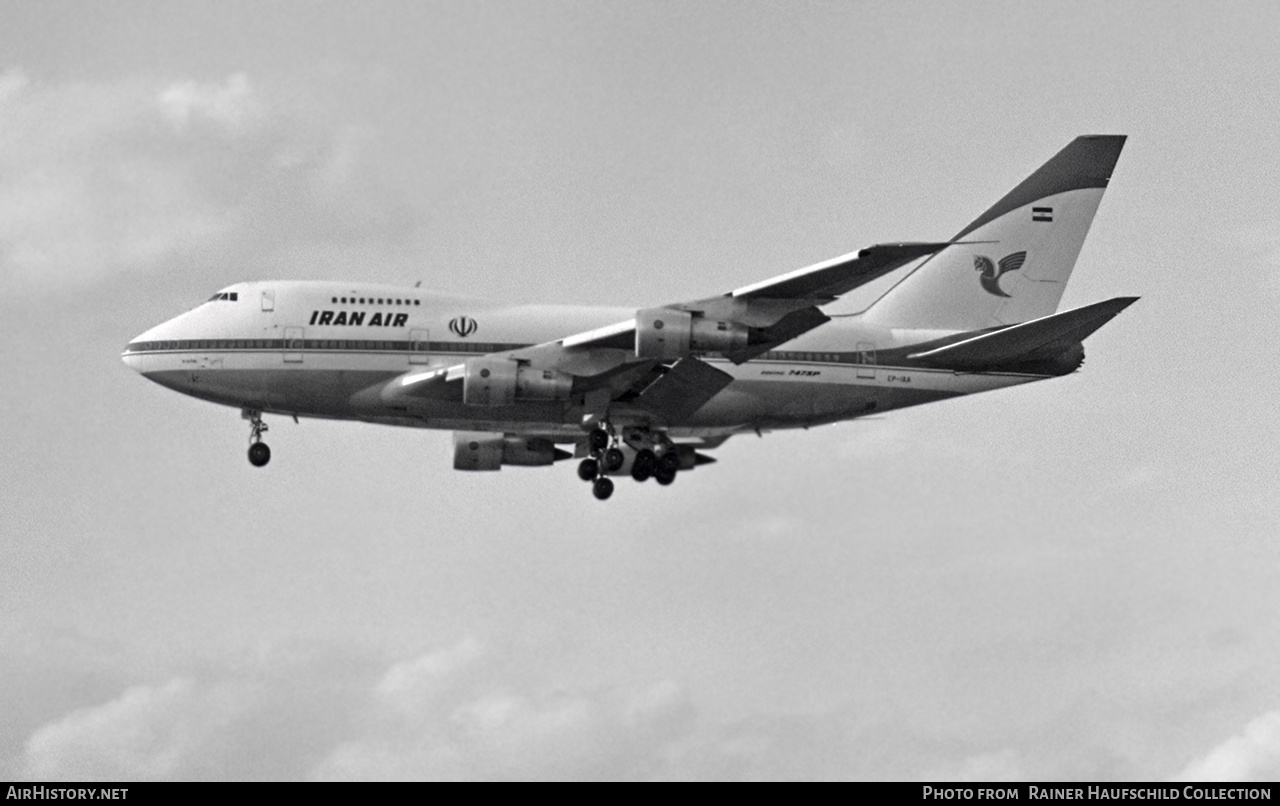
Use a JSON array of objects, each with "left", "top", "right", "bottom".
[
  {"left": 580, "top": 424, "right": 617, "bottom": 501},
  {"left": 243, "top": 409, "right": 270, "bottom": 467}
]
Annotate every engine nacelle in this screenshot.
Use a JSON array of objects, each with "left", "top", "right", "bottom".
[
  {"left": 452, "top": 432, "right": 568, "bottom": 470},
  {"left": 635, "top": 307, "right": 749, "bottom": 360},
  {"left": 453, "top": 431, "right": 504, "bottom": 470},
  {"left": 462, "top": 357, "right": 572, "bottom": 406},
  {"left": 500, "top": 436, "right": 565, "bottom": 466}
]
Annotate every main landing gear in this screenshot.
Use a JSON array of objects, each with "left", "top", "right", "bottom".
[
  {"left": 243, "top": 409, "right": 270, "bottom": 467},
  {"left": 577, "top": 424, "right": 681, "bottom": 500}
]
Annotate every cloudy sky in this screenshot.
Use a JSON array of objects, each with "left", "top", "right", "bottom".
[{"left": 2, "top": 0, "right": 1279, "bottom": 782}]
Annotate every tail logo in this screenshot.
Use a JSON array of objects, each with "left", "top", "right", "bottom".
[
  {"left": 974, "top": 251, "right": 1028, "bottom": 298},
  {"left": 449, "top": 316, "right": 478, "bottom": 338}
]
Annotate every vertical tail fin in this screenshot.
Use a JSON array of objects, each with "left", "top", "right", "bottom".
[{"left": 862, "top": 135, "right": 1126, "bottom": 330}]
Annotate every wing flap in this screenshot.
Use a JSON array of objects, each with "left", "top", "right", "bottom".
[
  {"left": 907, "top": 296, "right": 1138, "bottom": 369},
  {"left": 632, "top": 357, "right": 734, "bottom": 421}
]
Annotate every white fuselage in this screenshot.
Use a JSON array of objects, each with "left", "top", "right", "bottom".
[{"left": 122, "top": 281, "right": 1059, "bottom": 442}]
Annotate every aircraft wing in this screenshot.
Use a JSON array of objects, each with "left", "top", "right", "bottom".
[
  {"left": 556, "top": 241, "right": 953, "bottom": 356},
  {"left": 725, "top": 241, "right": 955, "bottom": 301},
  {"left": 391, "top": 241, "right": 951, "bottom": 423}
]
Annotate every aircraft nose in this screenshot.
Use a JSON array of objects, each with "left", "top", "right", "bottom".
[
  {"left": 122, "top": 320, "right": 167, "bottom": 375},
  {"left": 121, "top": 334, "right": 145, "bottom": 373}
]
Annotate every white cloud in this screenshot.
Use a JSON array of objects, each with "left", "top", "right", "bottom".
[
  {"left": 0, "top": 67, "right": 28, "bottom": 104},
  {"left": 313, "top": 637, "right": 696, "bottom": 781},
  {"left": 11, "top": 638, "right": 698, "bottom": 781},
  {"left": 19, "top": 678, "right": 252, "bottom": 781},
  {"left": 0, "top": 67, "right": 410, "bottom": 293},
  {"left": 1173, "top": 711, "right": 1280, "bottom": 782},
  {"left": 0, "top": 70, "right": 248, "bottom": 288},
  {"left": 158, "top": 73, "right": 262, "bottom": 135},
  {"left": 374, "top": 636, "right": 483, "bottom": 714},
  {"left": 15, "top": 635, "right": 1139, "bottom": 781}
]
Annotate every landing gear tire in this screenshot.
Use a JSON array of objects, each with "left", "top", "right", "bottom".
[
  {"left": 655, "top": 467, "right": 676, "bottom": 486},
  {"left": 578, "top": 458, "right": 599, "bottom": 481},
  {"left": 603, "top": 447, "right": 625, "bottom": 472},
  {"left": 243, "top": 409, "right": 271, "bottom": 467},
  {"left": 589, "top": 428, "right": 610, "bottom": 453},
  {"left": 631, "top": 449, "right": 656, "bottom": 482},
  {"left": 248, "top": 442, "right": 271, "bottom": 467},
  {"left": 592, "top": 477, "right": 615, "bottom": 500},
  {"left": 660, "top": 450, "right": 680, "bottom": 473}
]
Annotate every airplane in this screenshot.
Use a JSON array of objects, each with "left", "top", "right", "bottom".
[{"left": 123, "top": 135, "right": 1135, "bottom": 500}]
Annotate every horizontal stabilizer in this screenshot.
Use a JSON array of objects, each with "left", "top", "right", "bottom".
[{"left": 907, "top": 296, "right": 1138, "bottom": 369}]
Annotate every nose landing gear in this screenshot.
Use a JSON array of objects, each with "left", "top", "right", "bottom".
[
  {"left": 243, "top": 409, "right": 270, "bottom": 467},
  {"left": 248, "top": 441, "right": 271, "bottom": 467}
]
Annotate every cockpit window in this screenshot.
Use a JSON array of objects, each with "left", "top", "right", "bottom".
[{"left": 207, "top": 292, "right": 239, "bottom": 302}]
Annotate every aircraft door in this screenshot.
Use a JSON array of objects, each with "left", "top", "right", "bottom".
[
  {"left": 261, "top": 290, "right": 275, "bottom": 311},
  {"left": 409, "top": 329, "right": 430, "bottom": 365},
  {"left": 856, "top": 342, "right": 876, "bottom": 380},
  {"left": 284, "top": 327, "right": 304, "bottom": 363}
]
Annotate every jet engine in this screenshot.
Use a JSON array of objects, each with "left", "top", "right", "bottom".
[
  {"left": 453, "top": 432, "right": 572, "bottom": 470},
  {"left": 634, "top": 307, "right": 749, "bottom": 361},
  {"left": 462, "top": 357, "right": 572, "bottom": 406}
]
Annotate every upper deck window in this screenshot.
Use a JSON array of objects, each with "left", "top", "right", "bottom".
[{"left": 326, "top": 295, "right": 419, "bottom": 306}]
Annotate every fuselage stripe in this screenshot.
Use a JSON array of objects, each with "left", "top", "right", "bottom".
[
  {"left": 123, "top": 340, "right": 1051, "bottom": 379},
  {"left": 123, "top": 338, "right": 888, "bottom": 366}
]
